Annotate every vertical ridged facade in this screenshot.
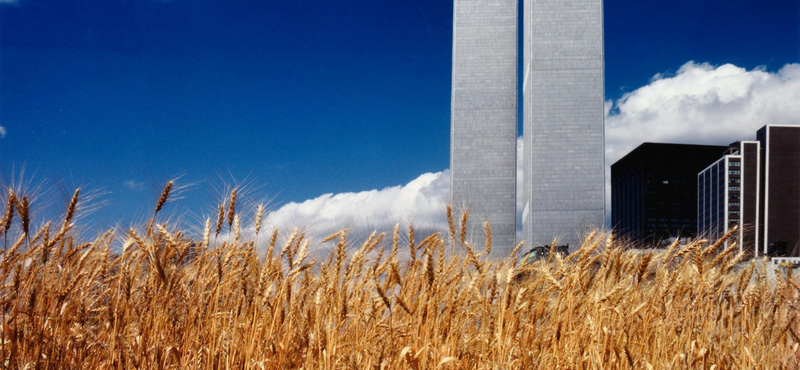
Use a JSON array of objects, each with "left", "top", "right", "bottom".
[
  {"left": 450, "top": 0, "right": 517, "bottom": 254},
  {"left": 522, "top": 0, "right": 606, "bottom": 250}
]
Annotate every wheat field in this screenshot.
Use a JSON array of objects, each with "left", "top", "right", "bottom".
[{"left": 1, "top": 183, "right": 799, "bottom": 369}]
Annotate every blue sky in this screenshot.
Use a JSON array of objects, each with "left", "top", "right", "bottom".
[{"left": 1, "top": 0, "right": 799, "bottom": 238}]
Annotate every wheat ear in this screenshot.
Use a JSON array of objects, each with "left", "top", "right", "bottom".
[
  {"left": 484, "top": 221, "right": 492, "bottom": 255},
  {"left": 459, "top": 211, "right": 468, "bottom": 245},
  {"left": 227, "top": 188, "right": 237, "bottom": 227},
  {"left": 447, "top": 205, "right": 456, "bottom": 242},
  {"left": 3, "top": 189, "right": 16, "bottom": 234},
  {"left": 155, "top": 181, "right": 173, "bottom": 213},
  {"left": 17, "top": 195, "right": 30, "bottom": 235},
  {"left": 64, "top": 188, "right": 80, "bottom": 228},
  {"left": 254, "top": 204, "right": 264, "bottom": 236},
  {"left": 408, "top": 225, "right": 416, "bottom": 262}
]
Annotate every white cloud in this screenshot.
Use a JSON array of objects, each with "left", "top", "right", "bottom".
[
  {"left": 606, "top": 61, "right": 800, "bottom": 164},
  {"left": 263, "top": 170, "right": 451, "bottom": 244},
  {"left": 123, "top": 180, "right": 145, "bottom": 191},
  {"left": 0, "top": 126, "right": 6, "bottom": 138}
]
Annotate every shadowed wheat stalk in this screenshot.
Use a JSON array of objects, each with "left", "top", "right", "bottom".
[{"left": 0, "top": 182, "right": 798, "bottom": 369}]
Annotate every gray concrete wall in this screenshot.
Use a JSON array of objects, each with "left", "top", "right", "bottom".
[
  {"left": 451, "top": 0, "right": 518, "bottom": 254},
  {"left": 522, "top": 0, "right": 606, "bottom": 250}
]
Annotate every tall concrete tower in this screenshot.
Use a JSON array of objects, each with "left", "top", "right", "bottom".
[
  {"left": 521, "top": 0, "right": 606, "bottom": 250},
  {"left": 450, "top": 0, "right": 518, "bottom": 254}
]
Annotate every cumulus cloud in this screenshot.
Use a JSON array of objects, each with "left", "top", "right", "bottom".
[
  {"left": 0, "top": 126, "right": 6, "bottom": 138},
  {"left": 263, "top": 170, "right": 451, "bottom": 244},
  {"left": 606, "top": 61, "right": 800, "bottom": 164}
]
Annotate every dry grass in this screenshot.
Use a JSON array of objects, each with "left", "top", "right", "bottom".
[{"left": 1, "top": 183, "right": 799, "bottom": 369}]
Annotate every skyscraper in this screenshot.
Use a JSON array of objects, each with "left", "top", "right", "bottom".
[
  {"left": 450, "top": 0, "right": 518, "bottom": 253},
  {"left": 521, "top": 0, "right": 606, "bottom": 250}
]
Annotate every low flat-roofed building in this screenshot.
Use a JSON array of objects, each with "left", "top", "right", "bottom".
[{"left": 612, "top": 143, "right": 727, "bottom": 245}]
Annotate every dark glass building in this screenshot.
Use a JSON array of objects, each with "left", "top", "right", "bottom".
[
  {"left": 697, "top": 125, "right": 800, "bottom": 258},
  {"left": 612, "top": 143, "right": 728, "bottom": 245},
  {"left": 758, "top": 125, "right": 800, "bottom": 256}
]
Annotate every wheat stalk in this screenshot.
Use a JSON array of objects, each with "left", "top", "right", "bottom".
[
  {"left": 446, "top": 205, "right": 456, "bottom": 242},
  {"left": 254, "top": 204, "right": 264, "bottom": 236},
  {"left": 408, "top": 225, "right": 416, "bottom": 262},
  {"left": 227, "top": 188, "right": 237, "bottom": 228},
  {"left": 17, "top": 195, "right": 30, "bottom": 235},
  {"left": 155, "top": 181, "right": 173, "bottom": 213},
  {"left": 215, "top": 200, "right": 225, "bottom": 236},
  {"left": 202, "top": 217, "right": 211, "bottom": 250},
  {"left": 3, "top": 189, "right": 16, "bottom": 235},
  {"left": 459, "top": 211, "right": 468, "bottom": 245},
  {"left": 233, "top": 214, "right": 241, "bottom": 245},
  {"left": 391, "top": 223, "right": 399, "bottom": 260},
  {"left": 64, "top": 188, "right": 80, "bottom": 228},
  {"left": 484, "top": 221, "right": 492, "bottom": 256}
]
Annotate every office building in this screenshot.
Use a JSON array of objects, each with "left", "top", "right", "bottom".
[
  {"left": 613, "top": 143, "right": 727, "bottom": 244},
  {"left": 450, "top": 0, "right": 517, "bottom": 253},
  {"left": 697, "top": 142, "right": 760, "bottom": 251},
  {"left": 698, "top": 125, "right": 800, "bottom": 257},
  {"left": 757, "top": 125, "right": 800, "bottom": 256},
  {"left": 521, "top": 0, "right": 606, "bottom": 250}
]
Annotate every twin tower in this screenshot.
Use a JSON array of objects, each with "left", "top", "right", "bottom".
[{"left": 450, "top": 0, "right": 605, "bottom": 254}]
